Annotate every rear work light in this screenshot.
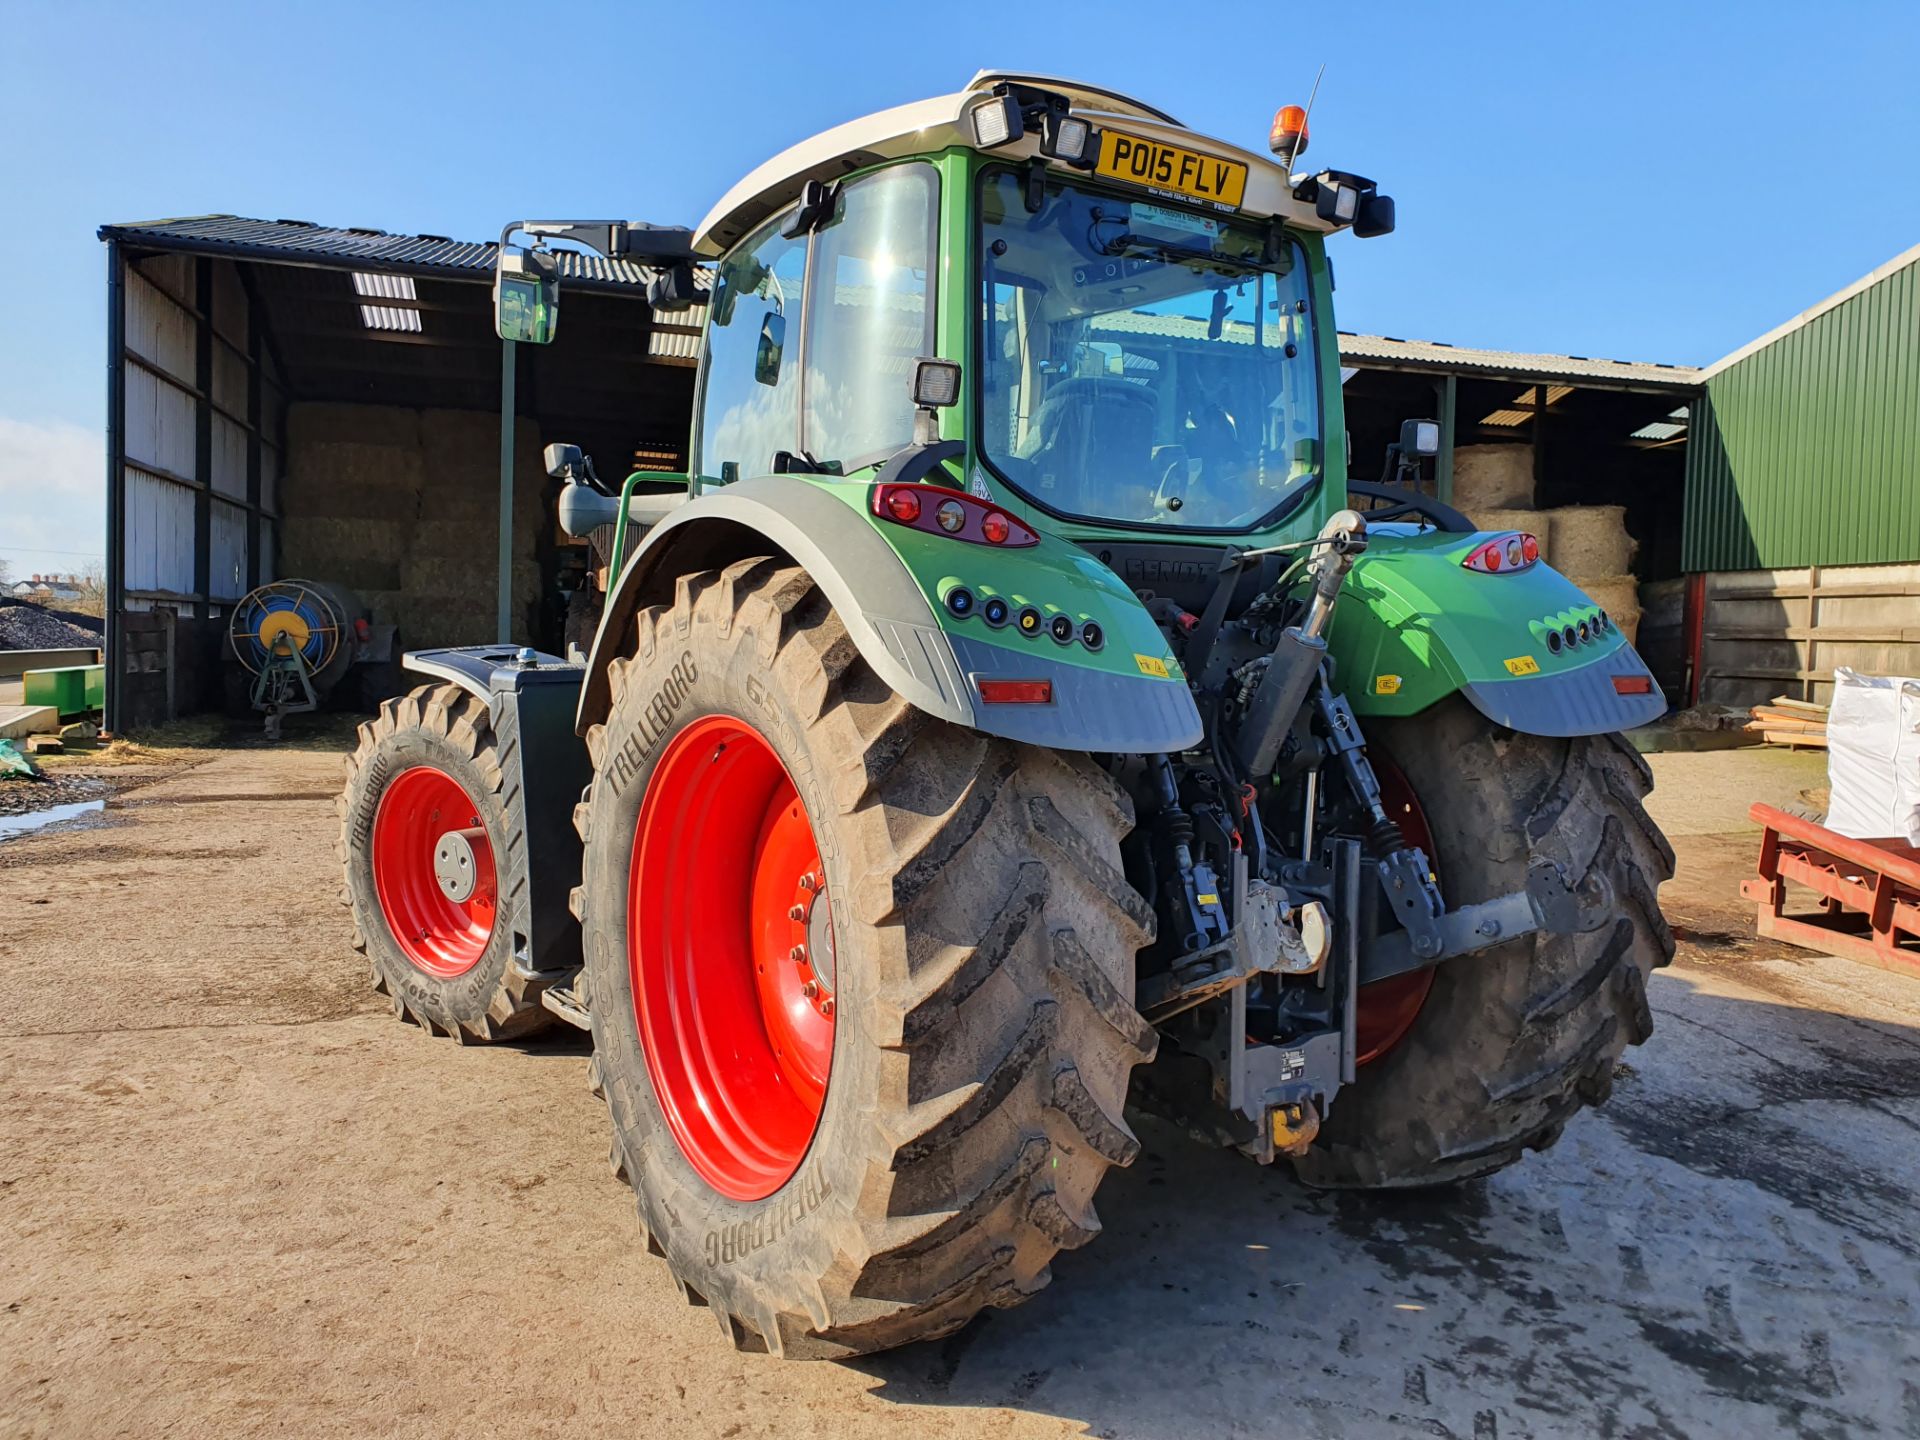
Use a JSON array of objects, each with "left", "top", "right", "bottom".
[
  {"left": 1461, "top": 532, "right": 1541, "bottom": 574},
  {"left": 870, "top": 483, "right": 1038, "bottom": 547},
  {"left": 978, "top": 679, "right": 1053, "bottom": 705}
]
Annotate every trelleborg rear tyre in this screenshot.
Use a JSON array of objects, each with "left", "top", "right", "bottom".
[
  {"left": 337, "top": 683, "right": 551, "bottom": 1043},
  {"left": 1295, "top": 695, "right": 1675, "bottom": 1189},
  {"left": 575, "top": 559, "right": 1158, "bottom": 1357}
]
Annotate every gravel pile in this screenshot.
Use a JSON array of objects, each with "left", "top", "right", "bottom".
[{"left": 0, "top": 599, "right": 104, "bottom": 651}]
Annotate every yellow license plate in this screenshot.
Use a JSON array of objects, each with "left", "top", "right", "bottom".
[{"left": 1094, "top": 130, "right": 1248, "bottom": 211}]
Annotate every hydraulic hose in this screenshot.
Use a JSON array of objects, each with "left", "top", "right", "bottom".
[{"left": 1232, "top": 510, "right": 1368, "bottom": 778}]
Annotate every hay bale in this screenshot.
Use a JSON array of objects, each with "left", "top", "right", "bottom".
[
  {"left": 1451, "top": 445, "right": 1534, "bottom": 510},
  {"left": 288, "top": 402, "right": 422, "bottom": 452},
  {"left": 402, "top": 555, "right": 492, "bottom": 599},
  {"left": 410, "top": 519, "right": 496, "bottom": 557},
  {"left": 1468, "top": 509, "right": 1553, "bottom": 558},
  {"left": 1579, "top": 577, "right": 1643, "bottom": 644},
  {"left": 1550, "top": 505, "right": 1637, "bottom": 580},
  {"left": 281, "top": 517, "right": 409, "bottom": 570}
]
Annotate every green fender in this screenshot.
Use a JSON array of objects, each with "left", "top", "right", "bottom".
[
  {"left": 575, "top": 476, "right": 1204, "bottom": 754},
  {"left": 1325, "top": 525, "right": 1666, "bottom": 737}
]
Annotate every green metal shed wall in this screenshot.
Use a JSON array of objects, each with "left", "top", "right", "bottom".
[{"left": 1683, "top": 250, "right": 1920, "bottom": 573}]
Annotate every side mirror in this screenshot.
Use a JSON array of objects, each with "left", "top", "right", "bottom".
[
  {"left": 494, "top": 246, "right": 559, "bottom": 344},
  {"left": 1400, "top": 418, "right": 1440, "bottom": 457},
  {"left": 1354, "top": 193, "right": 1396, "bottom": 240},
  {"left": 544, "top": 442, "right": 585, "bottom": 479},
  {"left": 754, "top": 312, "right": 786, "bottom": 387}
]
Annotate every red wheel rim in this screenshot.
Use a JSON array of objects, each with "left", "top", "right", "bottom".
[
  {"left": 1355, "top": 752, "right": 1439, "bottom": 1066},
  {"left": 371, "top": 765, "right": 497, "bottom": 978},
  {"left": 629, "top": 715, "right": 835, "bottom": 1202}
]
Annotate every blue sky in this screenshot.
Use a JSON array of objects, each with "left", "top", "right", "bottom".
[{"left": 2, "top": 0, "right": 1916, "bottom": 575}]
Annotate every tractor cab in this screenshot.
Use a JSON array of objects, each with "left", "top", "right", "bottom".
[{"left": 498, "top": 72, "right": 1397, "bottom": 570}]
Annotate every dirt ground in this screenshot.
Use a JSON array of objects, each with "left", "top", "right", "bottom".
[{"left": 3, "top": 729, "right": 1917, "bottom": 1439}]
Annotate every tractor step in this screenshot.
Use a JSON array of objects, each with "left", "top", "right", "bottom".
[{"left": 540, "top": 978, "right": 592, "bottom": 1030}]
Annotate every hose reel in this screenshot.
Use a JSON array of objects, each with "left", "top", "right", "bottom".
[{"left": 227, "top": 579, "right": 367, "bottom": 738}]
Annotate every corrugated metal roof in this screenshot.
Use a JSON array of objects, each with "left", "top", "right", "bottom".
[
  {"left": 1339, "top": 332, "right": 1699, "bottom": 391},
  {"left": 98, "top": 214, "right": 708, "bottom": 298}
]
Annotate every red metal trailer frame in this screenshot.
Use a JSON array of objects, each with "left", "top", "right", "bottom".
[{"left": 1743, "top": 803, "right": 1920, "bottom": 980}]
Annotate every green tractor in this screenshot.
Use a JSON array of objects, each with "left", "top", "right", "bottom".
[{"left": 337, "top": 73, "right": 1673, "bottom": 1357}]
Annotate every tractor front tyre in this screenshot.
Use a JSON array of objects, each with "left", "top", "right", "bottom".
[
  {"left": 576, "top": 560, "right": 1157, "bottom": 1357},
  {"left": 338, "top": 683, "right": 550, "bottom": 1043},
  {"left": 1295, "top": 695, "right": 1676, "bottom": 1189}
]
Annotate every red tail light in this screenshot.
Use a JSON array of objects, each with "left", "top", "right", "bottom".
[
  {"left": 870, "top": 484, "right": 1038, "bottom": 547},
  {"left": 1462, "top": 533, "right": 1540, "bottom": 574}
]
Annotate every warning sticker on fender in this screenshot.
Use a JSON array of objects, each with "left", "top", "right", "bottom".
[
  {"left": 1504, "top": 655, "right": 1542, "bottom": 676},
  {"left": 1135, "top": 653, "right": 1171, "bottom": 679},
  {"left": 1375, "top": 674, "right": 1402, "bottom": 694}
]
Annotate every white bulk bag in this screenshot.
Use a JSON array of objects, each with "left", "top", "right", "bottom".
[{"left": 1824, "top": 668, "right": 1920, "bottom": 844}]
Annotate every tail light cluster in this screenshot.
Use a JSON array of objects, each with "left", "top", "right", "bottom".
[
  {"left": 870, "top": 483, "right": 1038, "bottom": 548},
  {"left": 1461, "top": 532, "right": 1540, "bottom": 574}
]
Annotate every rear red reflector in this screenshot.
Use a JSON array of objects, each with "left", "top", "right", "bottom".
[
  {"left": 978, "top": 679, "right": 1053, "bottom": 705},
  {"left": 1612, "top": 674, "right": 1653, "bottom": 695}
]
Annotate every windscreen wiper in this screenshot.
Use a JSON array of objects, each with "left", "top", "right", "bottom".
[{"left": 1097, "top": 233, "right": 1252, "bottom": 270}]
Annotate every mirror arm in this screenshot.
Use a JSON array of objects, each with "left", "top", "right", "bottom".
[
  {"left": 873, "top": 439, "right": 966, "bottom": 490},
  {"left": 500, "top": 220, "right": 697, "bottom": 265},
  {"left": 1346, "top": 480, "right": 1474, "bottom": 533}
]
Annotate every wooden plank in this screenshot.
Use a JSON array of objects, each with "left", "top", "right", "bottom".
[
  {"left": 1707, "top": 625, "right": 1920, "bottom": 644},
  {"left": 1761, "top": 730, "right": 1829, "bottom": 748},
  {"left": 1709, "top": 583, "right": 1920, "bottom": 602},
  {"left": 1713, "top": 667, "right": 1829, "bottom": 683},
  {"left": 1768, "top": 696, "right": 1829, "bottom": 714}
]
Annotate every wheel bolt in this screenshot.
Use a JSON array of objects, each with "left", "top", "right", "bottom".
[
  {"left": 788, "top": 904, "right": 806, "bottom": 921},
  {"left": 790, "top": 944, "right": 807, "bottom": 963},
  {"left": 819, "top": 998, "right": 834, "bottom": 1017},
  {"left": 798, "top": 873, "right": 819, "bottom": 893},
  {"left": 801, "top": 981, "right": 818, "bottom": 999}
]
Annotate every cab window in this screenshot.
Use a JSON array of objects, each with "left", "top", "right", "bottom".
[
  {"left": 693, "top": 220, "right": 807, "bottom": 484},
  {"left": 693, "top": 162, "right": 937, "bottom": 484},
  {"left": 802, "top": 164, "right": 937, "bottom": 471}
]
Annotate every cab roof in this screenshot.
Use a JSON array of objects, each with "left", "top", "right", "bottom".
[{"left": 691, "top": 73, "right": 1331, "bottom": 257}]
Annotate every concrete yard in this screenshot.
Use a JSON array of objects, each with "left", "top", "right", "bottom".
[{"left": 2, "top": 736, "right": 1917, "bottom": 1438}]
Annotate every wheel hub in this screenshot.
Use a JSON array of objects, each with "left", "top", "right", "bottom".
[
  {"left": 434, "top": 828, "right": 484, "bottom": 904},
  {"left": 786, "top": 869, "right": 837, "bottom": 1012}
]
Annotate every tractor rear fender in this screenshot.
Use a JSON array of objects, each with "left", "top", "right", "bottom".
[
  {"left": 575, "top": 477, "right": 1203, "bottom": 753},
  {"left": 1326, "top": 526, "right": 1666, "bottom": 737}
]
